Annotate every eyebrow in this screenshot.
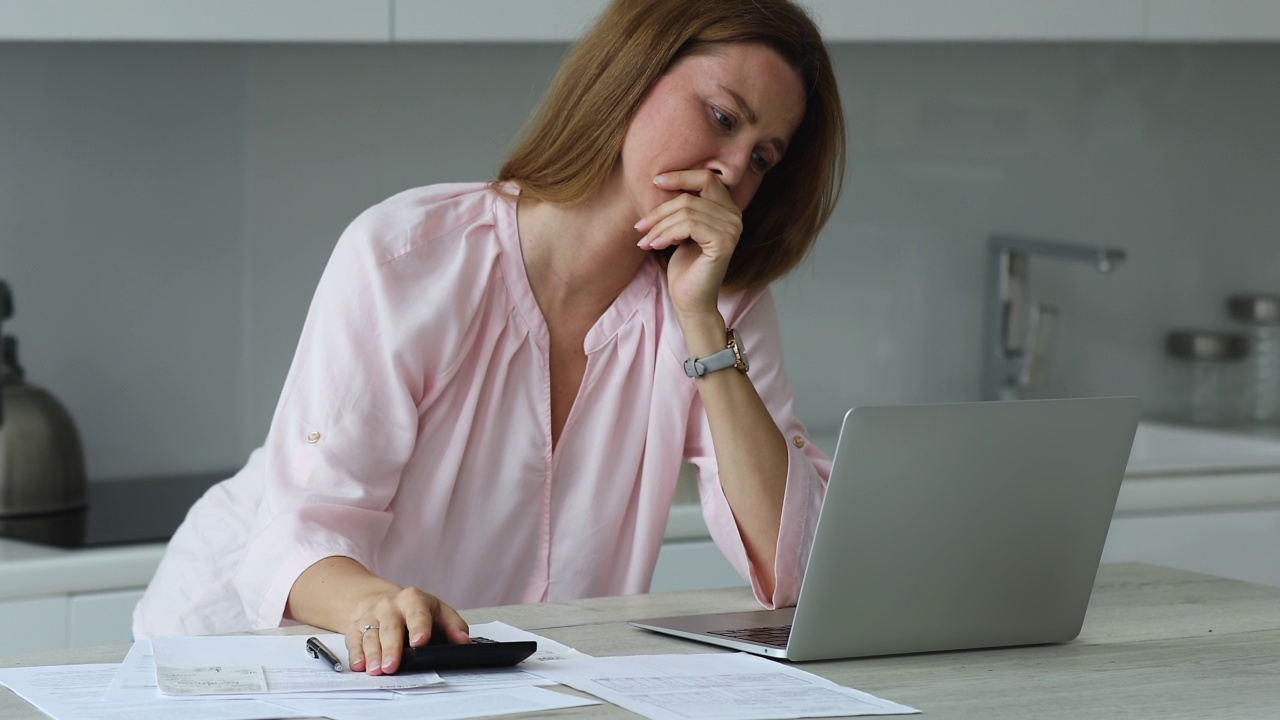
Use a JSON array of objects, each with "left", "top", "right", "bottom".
[{"left": 717, "top": 84, "right": 789, "bottom": 158}]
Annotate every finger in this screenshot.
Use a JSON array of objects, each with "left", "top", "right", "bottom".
[
  {"left": 404, "top": 606, "right": 433, "bottom": 647},
  {"left": 363, "top": 620, "right": 388, "bottom": 675},
  {"left": 377, "top": 618, "right": 408, "bottom": 675},
  {"left": 636, "top": 187, "right": 737, "bottom": 234},
  {"left": 432, "top": 600, "right": 472, "bottom": 645},
  {"left": 344, "top": 626, "right": 368, "bottom": 672},
  {"left": 653, "top": 170, "right": 732, "bottom": 205},
  {"left": 641, "top": 212, "right": 739, "bottom": 253}
]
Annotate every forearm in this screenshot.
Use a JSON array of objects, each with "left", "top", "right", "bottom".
[
  {"left": 680, "top": 312, "right": 788, "bottom": 596},
  {"left": 285, "top": 555, "right": 403, "bottom": 632}
]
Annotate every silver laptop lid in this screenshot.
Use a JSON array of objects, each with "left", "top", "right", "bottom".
[{"left": 785, "top": 397, "right": 1141, "bottom": 661}]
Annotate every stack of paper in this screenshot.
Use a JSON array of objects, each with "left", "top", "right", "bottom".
[
  {"left": 527, "top": 652, "right": 920, "bottom": 719},
  {"left": 0, "top": 622, "right": 598, "bottom": 720},
  {"left": 1, "top": 620, "right": 921, "bottom": 720}
]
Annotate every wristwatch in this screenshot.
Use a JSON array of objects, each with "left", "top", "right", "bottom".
[{"left": 683, "top": 329, "right": 749, "bottom": 377}]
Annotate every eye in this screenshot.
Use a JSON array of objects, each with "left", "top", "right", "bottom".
[
  {"left": 710, "top": 107, "right": 734, "bottom": 130},
  {"left": 751, "top": 150, "right": 773, "bottom": 172}
]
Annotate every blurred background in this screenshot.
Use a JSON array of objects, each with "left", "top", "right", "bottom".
[{"left": 2, "top": 21, "right": 1278, "bottom": 480}]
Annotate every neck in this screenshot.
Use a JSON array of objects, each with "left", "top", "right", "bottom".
[{"left": 516, "top": 177, "right": 650, "bottom": 320}]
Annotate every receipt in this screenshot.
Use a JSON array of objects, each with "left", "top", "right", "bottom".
[{"left": 155, "top": 665, "right": 268, "bottom": 696}]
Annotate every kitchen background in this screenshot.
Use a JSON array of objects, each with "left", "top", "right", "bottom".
[
  {"left": 4, "top": 2, "right": 1280, "bottom": 659},
  {"left": 3, "top": 39, "right": 1278, "bottom": 481}
]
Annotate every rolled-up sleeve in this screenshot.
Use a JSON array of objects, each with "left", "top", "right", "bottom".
[
  {"left": 233, "top": 212, "right": 422, "bottom": 629},
  {"left": 684, "top": 289, "right": 831, "bottom": 609}
]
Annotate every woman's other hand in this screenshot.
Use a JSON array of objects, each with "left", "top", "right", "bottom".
[
  {"left": 635, "top": 170, "right": 742, "bottom": 322},
  {"left": 345, "top": 586, "right": 471, "bottom": 675},
  {"left": 286, "top": 556, "right": 469, "bottom": 675}
]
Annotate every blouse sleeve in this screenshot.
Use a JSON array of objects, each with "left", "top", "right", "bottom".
[
  {"left": 684, "top": 288, "right": 831, "bottom": 610},
  {"left": 233, "top": 209, "right": 426, "bottom": 629}
]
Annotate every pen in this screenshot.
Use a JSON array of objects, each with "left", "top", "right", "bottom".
[{"left": 305, "top": 636, "right": 343, "bottom": 672}]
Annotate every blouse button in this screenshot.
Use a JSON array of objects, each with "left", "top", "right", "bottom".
[
  {"left": 307, "top": 431, "right": 321, "bottom": 443},
  {"left": 792, "top": 435, "right": 806, "bottom": 449}
]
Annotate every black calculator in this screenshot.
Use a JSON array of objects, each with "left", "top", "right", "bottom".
[{"left": 397, "top": 634, "right": 537, "bottom": 673}]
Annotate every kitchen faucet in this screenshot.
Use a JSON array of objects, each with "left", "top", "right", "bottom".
[{"left": 981, "top": 234, "right": 1126, "bottom": 400}]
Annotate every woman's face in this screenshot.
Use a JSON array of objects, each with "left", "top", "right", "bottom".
[{"left": 618, "top": 42, "right": 807, "bottom": 218}]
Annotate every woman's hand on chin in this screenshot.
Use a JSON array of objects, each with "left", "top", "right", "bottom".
[{"left": 634, "top": 170, "right": 741, "bottom": 323}]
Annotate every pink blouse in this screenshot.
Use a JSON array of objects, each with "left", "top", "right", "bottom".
[{"left": 133, "top": 183, "right": 830, "bottom": 639}]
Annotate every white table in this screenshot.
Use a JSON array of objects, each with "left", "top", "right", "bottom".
[{"left": 3, "top": 563, "right": 1279, "bottom": 719}]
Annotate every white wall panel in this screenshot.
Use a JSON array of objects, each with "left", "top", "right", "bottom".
[
  {"left": 1146, "top": 0, "right": 1280, "bottom": 40},
  {"left": 0, "top": 0, "right": 390, "bottom": 42},
  {"left": 0, "top": 596, "right": 68, "bottom": 657},
  {"left": 805, "top": 0, "right": 1146, "bottom": 41},
  {"left": 68, "top": 589, "right": 144, "bottom": 648},
  {"left": 393, "top": 0, "right": 606, "bottom": 42}
]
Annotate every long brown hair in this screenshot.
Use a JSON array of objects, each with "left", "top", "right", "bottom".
[{"left": 497, "top": 0, "right": 845, "bottom": 291}]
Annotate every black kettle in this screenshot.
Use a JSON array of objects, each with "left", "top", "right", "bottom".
[{"left": 0, "top": 280, "right": 88, "bottom": 546}]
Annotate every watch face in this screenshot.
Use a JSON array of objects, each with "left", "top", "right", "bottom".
[{"left": 728, "top": 330, "right": 748, "bottom": 373}]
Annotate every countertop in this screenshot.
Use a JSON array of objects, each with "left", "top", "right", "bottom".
[
  {"left": 0, "top": 540, "right": 165, "bottom": 600},
  {"left": 4, "top": 563, "right": 1280, "bottom": 719}
]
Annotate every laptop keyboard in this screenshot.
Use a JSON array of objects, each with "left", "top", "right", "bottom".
[{"left": 708, "top": 624, "right": 792, "bottom": 648}]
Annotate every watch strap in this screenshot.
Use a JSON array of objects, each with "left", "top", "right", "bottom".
[
  {"left": 683, "top": 347, "right": 739, "bottom": 377},
  {"left": 683, "top": 329, "right": 748, "bottom": 377}
]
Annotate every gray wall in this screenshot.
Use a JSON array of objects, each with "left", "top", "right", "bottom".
[{"left": 1, "top": 42, "right": 1277, "bottom": 481}]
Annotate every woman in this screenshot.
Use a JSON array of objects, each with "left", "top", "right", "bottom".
[{"left": 134, "top": 0, "right": 845, "bottom": 677}]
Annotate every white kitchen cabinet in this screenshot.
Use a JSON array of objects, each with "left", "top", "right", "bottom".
[
  {"left": 651, "top": 539, "right": 748, "bottom": 593},
  {"left": 805, "top": 0, "right": 1145, "bottom": 41},
  {"left": 0, "top": 0, "right": 391, "bottom": 42},
  {"left": 1102, "top": 508, "right": 1280, "bottom": 588},
  {"left": 68, "top": 588, "right": 145, "bottom": 648},
  {"left": 6, "top": 0, "right": 1272, "bottom": 44},
  {"left": 393, "top": 0, "right": 606, "bottom": 43},
  {"left": 1146, "top": 0, "right": 1280, "bottom": 41},
  {"left": 393, "top": 0, "right": 1147, "bottom": 42},
  {"left": 0, "top": 595, "right": 69, "bottom": 657}
]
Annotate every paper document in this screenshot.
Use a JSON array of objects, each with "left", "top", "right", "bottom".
[
  {"left": 106, "top": 639, "right": 396, "bottom": 702},
  {"left": 0, "top": 664, "right": 296, "bottom": 720},
  {"left": 272, "top": 685, "right": 599, "bottom": 720},
  {"left": 465, "top": 620, "right": 588, "bottom": 663},
  {"left": 155, "top": 664, "right": 268, "bottom": 696},
  {"left": 525, "top": 652, "right": 920, "bottom": 719},
  {"left": 147, "top": 634, "right": 444, "bottom": 695},
  {"left": 394, "top": 666, "right": 554, "bottom": 695}
]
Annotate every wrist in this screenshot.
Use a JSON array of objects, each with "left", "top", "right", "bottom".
[{"left": 677, "top": 312, "right": 728, "bottom": 358}]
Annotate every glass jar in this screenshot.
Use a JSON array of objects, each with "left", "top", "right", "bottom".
[
  {"left": 1165, "top": 330, "right": 1248, "bottom": 425},
  {"left": 1227, "top": 295, "right": 1280, "bottom": 424}
]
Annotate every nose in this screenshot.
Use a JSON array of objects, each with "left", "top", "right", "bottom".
[{"left": 707, "top": 151, "right": 750, "bottom": 192}]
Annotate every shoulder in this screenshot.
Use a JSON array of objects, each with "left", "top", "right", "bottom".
[
  {"left": 308, "top": 184, "right": 517, "bottom": 391},
  {"left": 313, "top": 182, "right": 515, "bottom": 340},
  {"left": 338, "top": 182, "right": 510, "bottom": 270}
]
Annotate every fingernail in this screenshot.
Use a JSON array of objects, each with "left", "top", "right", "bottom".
[
  {"left": 653, "top": 175, "right": 667, "bottom": 186},
  {"left": 382, "top": 657, "right": 395, "bottom": 670},
  {"left": 634, "top": 218, "right": 646, "bottom": 231},
  {"left": 637, "top": 235, "right": 651, "bottom": 248},
  {"left": 412, "top": 632, "right": 425, "bottom": 645}
]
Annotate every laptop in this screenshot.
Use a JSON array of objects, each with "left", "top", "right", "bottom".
[{"left": 631, "top": 396, "right": 1142, "bottom": 661}]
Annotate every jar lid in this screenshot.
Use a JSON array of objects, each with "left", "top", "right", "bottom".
[
  {"left": 1227, "top": 294, "right": 1280, "bottom": 324},
  {"left": 1165, "top": 330, "right": 1248, "bottom": 361}
]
